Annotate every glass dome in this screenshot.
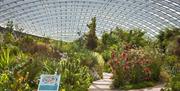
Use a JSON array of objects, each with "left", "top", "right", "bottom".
[{"left": 0, "top": 0, "right": 180, "bottom": 41}]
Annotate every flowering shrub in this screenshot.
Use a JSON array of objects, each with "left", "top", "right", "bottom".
[{"left": 110, "top": 47, "right": 160, "bottom": 89}]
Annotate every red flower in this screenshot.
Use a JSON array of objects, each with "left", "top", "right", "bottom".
[
  {"left": 111, "top": 51, "right": 115, "bottom": 59},
  {"left": 144, "top": 67, "right": 151, "bottom": 73},
  {"left": 115, "top": 60, "right": 120, "bottom": 64},
  {"left": 120, "top": 52, "right": 127, "bottom": 60}
]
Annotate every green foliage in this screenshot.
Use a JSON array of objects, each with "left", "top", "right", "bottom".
[
  {"left": 156, "top": 28, "right": 180, "bottom": 91},
  {"left": 43, "top": 59, "right": 60, "bottom": 74},
  {"left": 85, "top": 17, "right": 98, "bottom": 50},
  {"left": 101, "top": 28, "right": 147, "bottom": 50},
  {"left": 0, "top": 48, "right": 15, "bottom": 71},
  {"left": 157, "top": 27, "right": 180, "bottom": 53},
  {"left": 42, "top": 56, "right": 94, "bottom": 91},
  {"left": 69, "top": 50, "right": 104, "bottom": 80},
  {"left": 23, "top": 36, "right": 34, "bottom": 43},
  {"left": 102, "top": 32, "right": 119, "bottom": 48},
  {"left": 171, "top": 73, "right": 180, "bottom": 91},
  {"left": 1, "top": 19, "right": 180, "bottom": 91},
  {"left": 162, "top": 73, "right": 180, "bottom": 91},
  {"left": 162, "top": 55, "right": 179, "bottom": 75},
  {"left": 0, "top": 55, "right": 33, "bottom": 91},
  {"left": 168, "top": 36, "right": 180, "bottom": 57},
  {"left": 4, "top": 32, "right": 15, "bottom": 44},
  {"left": 101, "top": 50, "right": 111, "bottom": 62},
  {"left": 103, "top": 63, "right": 111, "bottom": 73},
  {"left": 21, "top": 58, "right": 43, "bottom": 87},
  {"left": 59, "top": 60, "right": 92, "bottom": 91},
  {"left": 93, "top": 52, "right": 104, "bottom": 79},
  {"left": 160, "top": 68, "right": 171, "bottom": 82},
  {"left": 0, "top": 21, "right": 95, "bottom": 90},
  {"left": 126, "top": 29, "right": 147, "bottom": 47},
  {"left": 150, "top": 62, "right": 161, "bottom": 81},
  {"left": 0, "top": 71, "right": 10, "bottom": 90}
]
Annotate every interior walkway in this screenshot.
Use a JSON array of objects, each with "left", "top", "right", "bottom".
[
  {"left": 88, "top": 73, "right": 164, "bottom": 91},
  {"left": 88, "top": 73, "right": 118, "bottom": 91}
]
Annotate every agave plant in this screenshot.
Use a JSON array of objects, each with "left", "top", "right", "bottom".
[{"left": 0, "top": 48, "right": 15, "bottom": 71}]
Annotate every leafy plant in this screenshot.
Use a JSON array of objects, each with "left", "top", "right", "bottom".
[
  {"left": 162, "top": 73, "right": 180, "bottom": 91},
  {"left": 4, "top": 32, "right": 15, "bottom": 44},
  {"left": 69, "top": 50, "right": 104, "bottom": 80},
  {"left": 0, "top": 48, "right": 15, "bottom": 71},
  {"left": 171, "top": 73, "right": 180, "bottom": 91},
  {"left": 59, "top": 60, "right": 92, "bottom": 91},
  {"left": 0, "top": 71, "right": 10, "bottom": 90},
  {"left": 157, "top": 27, "right": 180, "bottom": 53},
  {"left": 101, "top": 50, "right": 112, "bottom": 62}
]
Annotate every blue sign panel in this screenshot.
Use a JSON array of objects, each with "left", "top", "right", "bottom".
[{"left": 38, "top": 74, "right": 60, "bottom": 91}]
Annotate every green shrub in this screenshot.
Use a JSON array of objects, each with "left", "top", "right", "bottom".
[
  {"left": 171, "top": 73, "right": 180, "bottom": 91},
  {"left": 0, "top": 48, "right": 15, "bottom": 71},
  {"left": 160, "top": 68, "right": 171, "bottom": 82},
  {"left": 21, "top": 58, "right": 43, "bottom": 87},
  {"left": 103, "top": 63, "right": 111, "bottom": 73},
  {"left": 59, "top": 60, "right": 92, "bottom": 91},
  {"left": 4, "top": 32, "right": 15, "bottom": 44},
  {"left": 150, "top": 62, "right": 161, "bottom": 81},
  {"left": 163, "top": 55, "right": 179, "bottom": 75},
  {"left": 71, "top": 50, "right": 104, "bottom": 80},
  {"left": 0, "top": 72, "right": 10, "bottom": 90},
  {"left": 101, "top": 50, "right": 111, "bottom": 62}
]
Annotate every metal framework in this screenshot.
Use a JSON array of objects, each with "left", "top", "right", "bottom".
[{"left": 0, "top": 0, "right": 180, "bottom": 41}]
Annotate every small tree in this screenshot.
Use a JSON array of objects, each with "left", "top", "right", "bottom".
[{"left": 85, "top": 17, "right": 98, "bottom": 50}]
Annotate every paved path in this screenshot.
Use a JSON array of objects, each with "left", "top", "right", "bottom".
[
  {"left": 89, "top": 73, "right": 117, "bottom": 91},
  {"left": 89, "top": 73, "right": 164, "bottom": 91}
]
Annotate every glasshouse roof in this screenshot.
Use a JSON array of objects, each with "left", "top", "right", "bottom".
[{"left": 0, "top": 0, "right": 180, "bottom": 41}]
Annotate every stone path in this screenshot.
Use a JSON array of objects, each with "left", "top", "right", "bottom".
[
  {"left": 89, "top": 73, "right": 164, "bottom": 91},
  {"left": 89, "top": 73, "right": 116, "bottom": 91}
]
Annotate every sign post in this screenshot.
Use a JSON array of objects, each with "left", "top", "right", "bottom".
[{"left": 38, "top": 74, "right": 60, "bottom": 91}]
